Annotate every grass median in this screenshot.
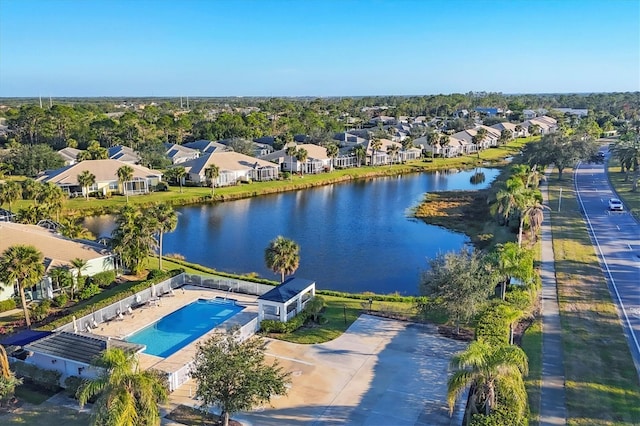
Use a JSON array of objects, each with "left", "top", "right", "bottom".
[
  {"left": 607, "top": 159, "right": 640, "bottom": 220},
  {"left": 547, "top": 172, "right": 640, "bottom": 425}
]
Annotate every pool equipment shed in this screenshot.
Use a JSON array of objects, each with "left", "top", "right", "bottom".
[{"left": 258, "top": 277, "right": 315, "bottom": 322}]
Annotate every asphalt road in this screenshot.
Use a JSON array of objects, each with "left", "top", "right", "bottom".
[{"left": 574, "top": 152, "right": 640, "bottom": 378}]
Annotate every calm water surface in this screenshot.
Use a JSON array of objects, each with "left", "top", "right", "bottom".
[{"left": 85, "top": 168, "right": 499, "bottom": 295}]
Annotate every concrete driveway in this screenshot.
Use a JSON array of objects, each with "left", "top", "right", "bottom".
[{"left": 169, "top": 314, "right": 467, "bottom": 426}]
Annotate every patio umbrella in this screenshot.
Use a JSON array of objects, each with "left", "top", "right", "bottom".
[
  {"left": 72, "top": 315, "right": 78, "bottom": 333},
  {"left": 152, "top": 284, "right": 157, "bottom": 298}
]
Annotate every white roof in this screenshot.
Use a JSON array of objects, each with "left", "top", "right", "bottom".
[
  {"left": 37, "top": 159, "right": 162, "bottom": 185},
  {"left": 184, "top": 151, "right": 278, "bottom": 175}
]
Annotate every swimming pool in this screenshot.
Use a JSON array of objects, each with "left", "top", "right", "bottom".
[{"left": 126, "top": 298, "right": 244, "bottom": 358}]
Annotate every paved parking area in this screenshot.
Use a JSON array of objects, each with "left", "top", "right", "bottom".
[{"left": 168, "top": 315, "right": 467, "bottom": 426}]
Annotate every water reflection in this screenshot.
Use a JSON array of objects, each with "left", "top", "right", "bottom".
[{"left": 85, "top": 168, "right": 499, "bottom": 295}]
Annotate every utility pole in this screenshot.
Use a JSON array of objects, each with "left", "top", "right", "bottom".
[
  {"left": 39, "top": 95, "right": 43, "bottom": 108},
  {"left": 49, "top": 96, "right": 52, "bottom": 108},
  {"left": 186, "top": 96, "right": 189, "bottom": 109},
  {"left": 180, "top": 96, "right": 183, "bottom": 109}
]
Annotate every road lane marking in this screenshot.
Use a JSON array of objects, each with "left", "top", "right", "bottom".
[
  {"left": 629, "top": 244, "right": 633, "bottom": 251},
  {"left": 617, "top": 225, "right": 620, "bottom": 231}
]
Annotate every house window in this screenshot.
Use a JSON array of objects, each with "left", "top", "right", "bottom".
[{"left": 109, "top": 182, "right": 119, "bottom": 190}]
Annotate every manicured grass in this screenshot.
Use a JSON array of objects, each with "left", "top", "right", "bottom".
[
  {"left": 0, "top": 403, "right": 91, "bottom": 425},
  {"left": 547, "top": 173, "right": 640, "bottom": 425},
  {"left": 14, "top": 381, "right": 59, "bottom": 405},
  {"left": 522, "top": 320, "right": 542, "bottom": 426},
  {"left": 607, "top": 159, "right": 640, "bottom": 220},
  {"left": 268, "top": 295, "right": 420, "bottom": 344}
]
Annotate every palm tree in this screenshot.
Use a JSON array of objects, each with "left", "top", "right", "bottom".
[
  {"left": 110, "top": 206, "right": 158, "bottom": 276},
  {"left": 488, "top": 242, "right": 534, "bottom": 300},
  {"left": 22, "top": 179, "right": 43, "bottom": 203},
  {"left": 447, "top": 340, "right": 528, "bottom": 417},
  {"left": 295, "top": 148, "right": 308, "bottom": 175},
  {"left": 77, "top": 170, "right": 96, "bottom": 201},
  {"left": 117, "top": 165, "right": 134, "bottom": 203},
  {"left": 0, "top": 345, "right": 22, "bottom": 404},
  {"left": 204, "top": 164, "right": 220, "bottom": 197},
  {"left": 370, "top": 137, "right": 382, "bottom": 166},
  {"left": 514, "top": 124, "right": 523, "bottom": 137},
  {"left": 148, "top": 204, "right": 178, "bottom": 270},
  {"left": 174, "top": 166, "right": 187, "bottom": 193},
  {"left": 521, "top": 201, "right": 550, "bottom": 246},
  {"left": 611, "top": 136, "right": 640, "bottom": 190},
  {"left": 59, "top": 217, "right": 94, "bottom": 240},
  {"left": 0, "top": 181, "right": 22, "bottom": 212},
  {"left": 386, "top": 144, "right": 400, "bottom": 165},
  {"left": 264, "top": 236, "right": 300, "bottom": 283},
  {"left": 326, "top": 144, "right": 339, "bottom": 171},
  {"left": 77, "top": 348, "right": 168, "bottom": 426},
  {"left": 36, "top": 182, "right": 66, "bottom": 222},
  {"left": 0, "top": 245, "right": 45, "bottom": 328},
  {"left": 490, "top": 178, "right": 527, "bottom": 227},
  {"left": 472, "top": 128, "right": 488, "bottom": 158},
  {"left": 70, "top": 257, "right": 88, "bottom": 297},
  {"left": 285, "top": 145, "right": 298, "bottom": 177},
  {"left": 439, "top": 134, "right": 450, "bottom": 157},
  {"left": 351, "top": 145, "right": 366, "bottom": 167},
  {"left": 48, "top": 266, "right": 73, "bottom": 296}
]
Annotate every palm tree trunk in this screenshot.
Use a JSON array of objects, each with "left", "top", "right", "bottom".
[
  {"left": 281, "top": 270, "right": 285, "bottom": 283},
  {"left": 518, "top": 217, "right": 525, "bottom": 247},
  {"left": 179, "top": 181, "right": 183, "bottom": 194},
  {"left": 222, "top": 411, "right": 229, "bottom": 426},
  {"left": 158, "top": 231, "right": 163, "bottom": 270},
  {"left": 19, "top": 286, "right": 31, "bottom": 328}
]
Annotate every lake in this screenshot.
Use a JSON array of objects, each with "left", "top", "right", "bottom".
[{"left": 84, "top": 168, "right": 499, "bottom": 295}]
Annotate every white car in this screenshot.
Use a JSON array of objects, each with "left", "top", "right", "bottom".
[{"left": 608, "top": 198, "right": 624, "bottom": 211}]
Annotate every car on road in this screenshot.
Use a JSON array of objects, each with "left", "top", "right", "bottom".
[
  {"left": 590, "top": 152, "right": 606, "bottom": 163},
  {"left": 608, "top": 198, "right": 624, "bottom": 211}
]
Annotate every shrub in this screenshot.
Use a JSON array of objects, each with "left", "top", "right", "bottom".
[
  {"left": 11, "top": 360, "right": 62, "bottom": 391},
  {"left": 260, "top": 312, "right": 308, "bottom": 334},
  {"left": 52, "top": 293, "right": 69, "bottom": 308},
  {"left": 475, "top": 301, "right": 521, "bottom": 346},
  {"left": 146, "top": 269, "right": 165, "bottom": 280},
  {"left": 63, "top": 376, "right": 83, "bottom": 397},
  {"left": 0, "top": 298, "right": 16, "bottom": 313},
  {"left": 79, "top": 283, "right": 100, "bottom": 300},
  {"left": 90, "top": 270, "right": 116, "bottom": 288},
  {"left": 30, "top": 299, "right": 52, "bottom": 322},
  {"left": 156, "top": 182, "right": 169, "bottom": 192}
]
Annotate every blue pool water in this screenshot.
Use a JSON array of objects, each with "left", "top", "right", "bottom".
[{"left": 126, "top": 299, "right": 244, "bottom": 358}]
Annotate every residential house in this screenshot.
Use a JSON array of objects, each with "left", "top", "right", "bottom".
[
  {"left": 183, "top": 140, "right": 231, "bottom": 154},
  {"left": 474, "top": 107, "right": 504, "bottom": 117},
  {"left": 182, "top": 151, "right": 279, "bottom": 186},
  {"left": 0, "top": 222, "right": 116, "bottom": 301},
  {"left": 107, "top": 145, "right": 140, "bottom": 164},
  {"left": 490, "top": 122, "right": 524, "bottom": 138},
  {"left": 57, "top": 147, "right": 82, "bottom": 165},
  {"left": 522, "top": 108, "right": 548, "bottom": 120},
  {"left": 521, "top": 115, "right": 558, "bottom": 135},
  {"left": 37, "top": 159, "right": 163, "bottom": 197},
  {"left": 333, "top": 132, "right": 369, "bottom": 148},
  {"left": 415, "top": 134, "right": 466, "bottom": 158},
  {"left": 552, "top": 108, "right": 589, "bottom": 117},
  {"left": 366, "top": 138, "right": 403, "bottom": 165},
  {"left": 282, "top": 144, "right": 332, "bottom": 174},
  {"left": 164, "top": 143, "right": 200, "bottom": 164},
  {"left": 253, "top": 142, "right": 274, "bottom": 157},
  {"left": 369, "top": 115, "right": 396, "bottom": 126}
]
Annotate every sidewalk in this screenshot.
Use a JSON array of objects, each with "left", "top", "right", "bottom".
[{"left": 538, "top": 178, "right": 567, "bottom": 425}]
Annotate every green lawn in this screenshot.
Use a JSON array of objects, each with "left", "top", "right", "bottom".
[
  {"left": 607, "top": 159, "right": 640, "bottom": 219},
  {"left": 265, "top": 295, "right": 420, "bottom": 344},
  {"left": 547, "top": 173, "right": 640, "bottom": 425},
  {"left": 0, "top": 404, "right": 91, "bottom": 426},
  {"left": 522, "top": 320, "right": 542, "bottom": 426}
]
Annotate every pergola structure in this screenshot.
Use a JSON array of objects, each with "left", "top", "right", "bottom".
[{"left": 258, "top": 277, "right": 316, "bottom": 323}]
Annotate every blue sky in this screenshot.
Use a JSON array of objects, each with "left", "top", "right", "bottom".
[{"left": 0, "top": 0, "right": 638, "bottom": 97}]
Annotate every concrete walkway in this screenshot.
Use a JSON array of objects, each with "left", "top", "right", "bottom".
[{"left": 538, "top": 178, "right": 567, "bottom": 425}]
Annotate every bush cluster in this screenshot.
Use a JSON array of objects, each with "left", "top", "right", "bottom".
[
  {"left": 0, "top": 299, "right": 17, "bottom": 313},
  {"left": 29, "top": 299, "right": 52, "bottom": 322},
  {"left": 79, "top": 283, "right": 101, "bottom": 300},
  {"left": 11, "top": 360, "right": 62, "bottom": 391},
  {"left": 260, "top": 312, "right": 308, "bottom": 334},
  {"left": 52, "top": 293, "right": 69, "bottom": 308},
  {"left": 90, "top": 270, "right": 116, "bottom": 288}
]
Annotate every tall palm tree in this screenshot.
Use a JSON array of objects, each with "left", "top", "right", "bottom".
[
  {"left": 0, "top": 181, "right": 22, "bottom": 212},
  {"left": 117, "top": 165, "right": 134, "bottom": 203},
  {"left": 174, "top": 166, "right": 187, "bottom": 193},
  {"left": 36, "top": 182, "right": 66, "bottom": 222},
  {"left": 488, "top": 242, "right": 534, "bottom": 300},
  {"left": 326, "top": 144, "right": 339, "bottom": 171},
  {"left": 295, "top": 148, "right": 308, "bottom": 175},
  {"left": 472, "top": 128, "right": 488, "bottom": 158},
  {"left": 264, "top": 236, "right": 300, "bottom": 283},
  {"left": 447, "top": 340, "right": 528, "bottom": 417},
  {"left": 386, "top": 144, "right": 400, "bottom": 165},
  {"left": 351, "top": 145, "right": 366, "bottom": 167},
  {"left": 70, "top": 257, "right": 88, "bottom": 297},
  {"left": 285, "top": 145, "right": 298, "bottom": 177},
  {"left": 77, "top": 348, "right": 168, "bottom": 426},
  {"left": 111, "top": 206, "right": 158, "bottom": 276},
  {"left": 370, "top": 137, "right": 382, "bottom": 166},
  {"left": 148, "top": 204, "right": 178, "bottom": 270},
  {"left": 204, "top": 164, "right": 220, "bottom": 197},
  {"left": 0, "top": 245, "right": 45, "bottom": 328},
  {"left": 490, "top": 178, "right": 527, "bottom": 227},
  {"left": 77, "top": 170, "right": 96, "bottom": 201},
  {"left": 521, "top": 201, "right": 550, "bottom": 246}
]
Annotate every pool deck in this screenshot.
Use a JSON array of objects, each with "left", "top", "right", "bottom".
[{"left": 92, "top": 285, "right": 260, "bottom": 376}]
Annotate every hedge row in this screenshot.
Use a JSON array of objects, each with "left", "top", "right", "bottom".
[
  {"left": 315, "top": 290, "right": 417, "bottom": 303},
  {"left": 11, "top": 360, "right": 62, "bottom": 391},
  {"left": 260, "top": 312, "right": 308, "bottom": 334},
  {"left": 39, "top": 269, "right": 183, "bottom": 331},
  {"left": 0, "top": 298, "right": 17, "bottom": 313},
  {"left": 165, "top": 257, "right": 278, "bottom": 286}
]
